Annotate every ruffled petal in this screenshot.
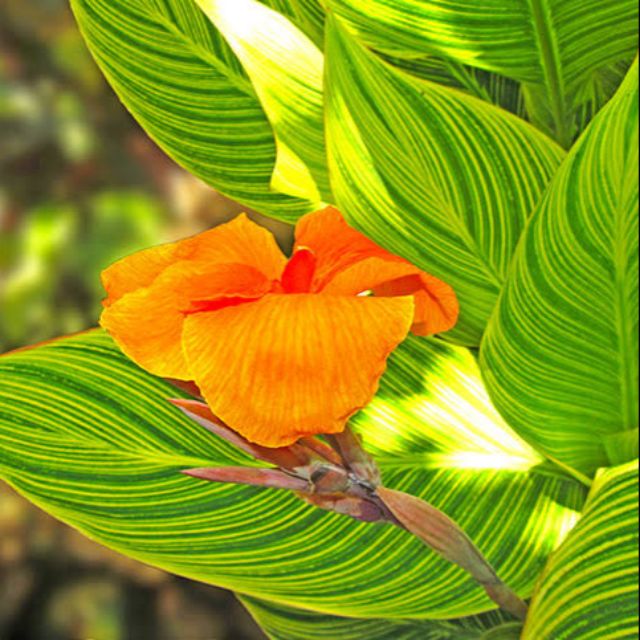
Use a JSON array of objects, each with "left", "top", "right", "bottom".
[
  {"left": 374, "top": 273, "right": 459, "bottom": 336},
  {"left": 182, "top": 293, "right": 414, "bottom": 447},
  {"left": 102, "top": 214, "right": 286, "bottom": 305},
  {"left": 295, "top": 207, "right": 458, "bottom": 334},
  {"left": 293, "top": 206, "right": 390, "bottom": 290},
  {"left": 100, "top": 261, "right": 272, "bottom": 379}
]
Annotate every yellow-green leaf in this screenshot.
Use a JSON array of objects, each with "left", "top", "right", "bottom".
[
  {"left": 241, "top": 595, "right": 516, "bottom": 639},
  {"left": 194, "top": 0, "right": 328, "bottom": 202},
  {"left": 0, "top": 330, "right": 585, "bottom": 618},
  {"left": 325, "top": 15, "right": 564, "bottom": 345},
  {"left": 523, "top": 460, "right": 639, "bottom": 639},
  {"left": 70, "top": 0, "right": 316, "bottom": 221},
  {"left": 328, "top": 0, "right": 638, "bottom": 146},
  {"left": 481, "top": 60, "right": 639, "bottom": 476}
]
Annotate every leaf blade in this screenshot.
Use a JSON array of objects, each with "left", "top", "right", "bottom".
[
  {"left": 241, "top": 595, "right": 516, "bottom": 640},
  {"left": 70, "top": 0, "right": 317, "bottom": 220},
  {"left": 522, "top": 460, "right": 639, "bottom": 639},
  {"left": 0, "top": 330, "right": 585, "bottom": 618},
  {"left": 325, "top": 16, "right": 564, "bottom": 345},
  {"left": 480, "top": 59, "right": 639, "bottom": 475},
  {"left": 328, "top": 0, "right": 638, "bottom": 145},
  {"left": 195, "top": 0, "right": 329, "bottom": 201}
]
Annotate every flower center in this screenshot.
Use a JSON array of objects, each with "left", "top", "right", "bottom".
[{"left": 280, "top": 247, "right": 317, "bottom": 293}]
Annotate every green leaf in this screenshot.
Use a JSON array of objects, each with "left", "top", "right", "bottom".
[
  {"left": 381, "top": 54, "right": 526, "bottom": 119},
  {"left": 523, "top": 460, "right": 639, "bottom": 639},
  {"left": 325, "top": 16, "right": 564, "bottom": 346},
  {"left": 241, "top": 595, "right": 516, "bottom": 639},
  {"left": 70, "top": 0, "right": 318, "bottom": 221},
  {"left": 480, "top": 60, "right": 639, "bottom": 477},
  {"left": 193, "top": 0, "right": 328, "bottom": 202},
  {"left": 328, "top": 0, "right": 638, "bottom": 146},
  {"left": 479, "top": 622, "right": 524, "bottom": 640},
  {"left": 0, "top": 330, "right": 585, "bottom": 618},
  {"left": 259, "top": 0, "right": 325, "bottom": 49}
]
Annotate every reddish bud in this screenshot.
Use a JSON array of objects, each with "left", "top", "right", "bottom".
[
  {"left": 297, "top": 492, "right": 387, "bottom": 522},
  {"left": 376, "top": 487, "right": 528, "bottom": 620},
  {"left": 327, "top": 427, "right": 381, "bottom": 486},
  {"left": 183, "top": 467, "right": 309, "bottom": 492},
  {"left": 170, "top": 399, "right": 311, "bottom": 470}
]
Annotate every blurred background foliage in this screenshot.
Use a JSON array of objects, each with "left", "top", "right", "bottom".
[{"left": 0, "top": 0, "right": 288, "bottom": 636}]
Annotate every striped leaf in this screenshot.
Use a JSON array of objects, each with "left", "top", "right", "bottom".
[
  {"left": 70, "top": 0, "right": 318, "bottom": 221},
  {"left": 381, "top": 54, "right": 526, "bottom": 119},
  {"left": 523, "top": 460, "right": 639, "bottom": 639},
  {"left": 241, "top": 595, "right": 515, "bottom": 639},
  {"left": 259, "top": 0, "right": 325, "bottom": 49},
  {"left": 480, "top": 60, "right": 639, "bottom": 477},
  {"left": 0, "top": 330, "right": 585, "bottom": 618},
  {"left": 195, "top": 0, "right": 329, "bottom": 202},
  {"left": 328, "top": 0, "right": 638, "bottom": 146},
  {"left": 479, "top": 623, "right": 524, "bottom": 640},
  {"left": 325, "top": 15, "right": 564, "bottom": 346}
]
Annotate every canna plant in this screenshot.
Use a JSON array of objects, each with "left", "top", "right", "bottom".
[{"left": 0, "top": 0, "right": 638, "bottom": 638}]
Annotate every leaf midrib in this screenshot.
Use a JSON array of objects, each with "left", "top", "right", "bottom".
[{"left": 612, "top": 130, "right": 639, "bottom": 437}]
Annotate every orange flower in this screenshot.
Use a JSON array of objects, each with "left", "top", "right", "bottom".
[{"left": 100, "top": 207, "right": 458, "bottom": 447}]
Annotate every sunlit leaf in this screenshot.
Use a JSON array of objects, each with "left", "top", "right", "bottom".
[
  {"left": 523, "top": 461, "right": 639, "bottom": 639},
  {"left": 241, "top": 595, "right": 516, "bottom": 639},
  {"left": 259, "top": 0, "right": 325, "bottom": 49},
  {"left": 0, "top": 330, "right": 584, "bottom": 618},
  {"left": 381, "top": 54, "right": 526, "bottom": 118},
  {"left": 328, "top": 0, "right": 638, "bottom": 145},
  {"left": 70, "top": 0, "right": 317, "bottom": 221},
  {"left": 194, "top": 0, "right": 328, "bottom": 203},
  {"left": 481, "top": 60, "right": 639, "bottom": 476},
  {"left": 325, "top": 16, "right": 564, "bottom": 345}
]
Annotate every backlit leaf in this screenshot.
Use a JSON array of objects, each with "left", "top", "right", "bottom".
[
  {"left": 481, "top": 60, "right": 639, "bottom": 476},
  {"left": 0, "top": 330, "right": 585, "bottom": 618},
  {"left": 328, "top": 0, "right": 638, "bottom": 146},
  {"left": 70, "top": 0, "right": 318, "bottom": 221},
  {"left": 523, "top": 461, "right": 639, "bottom": 639},
  {"left": 195, "top": 0, "right": 329, "bottom": 202},
  {"left": 325, "top": 16, "right": 564, "bottom": 345},
  {"left": 241, "top": 595, "right": 516, "bottom": 639}
]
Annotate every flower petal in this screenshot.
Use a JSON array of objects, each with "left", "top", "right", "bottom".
[
  {"left": 374, "top": 272, "right": 459, "bottom": 336},
  {"left": 294, "top": 206, "right": 390, "bottom": 289},
  {"left": 296, "top": 207, "right": 459, "bottom": 334},
  {"left": 182, "top": 294, "right": 414, "bottom": 447},
  {"left": 100, "top": 261, "right": 272, "bottom": 379},
  {"left": 102, "top": 213, "right": 286, "bottom": 306}
]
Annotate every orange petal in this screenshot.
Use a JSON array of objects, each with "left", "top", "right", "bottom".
[
  {"left": 100, "top": 261, "right": 272, "bottom": 379},
  {"left": 294, "top": 206, "right": 391, "bottom": 289},
  {"left": 296, "top": 207, "right": 459, "bottom": 334},
  {"left": 374, "top": 273, "right": 459, "bottom": 336},
  {"left": 280, "top": 247, "right": 317, "bottom": 293},
  {"left": 182, "top": 294, "right": 414, "bottom": 447},
  {"left": 102, "top": 214, "right": 286, "bottom": 306}
]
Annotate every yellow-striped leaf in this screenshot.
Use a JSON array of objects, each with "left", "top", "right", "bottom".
[
  {"left": 70, "top": 0, "right": 317, "bottom": 221},
  {"left": 481, "top": 60, "right": 639, "bottom": 477},
  {"left": 523, "top": 460, "right": 639, "bottom": 639},
  {"left": 194, "top": 0, "right": 329, "bottom": 202},
  {"left": 259, "top": 0, "right": 324, "bottom": 49},
  {"left": 0, "top": 330, "right": 585, "bottom": 618},
  {"left": 382, "top": 54, "right": 526, "bottom": 118},
  {"left": 241, "top": 595, "right": 516, "bottom": 639},
  {"left": 479, "top": 622, "right": 524, "bottom": 640},
  {"left": 328, "top": 0, "right": 638, "bottom": 146},
  {"left": 325, "top": 16, "right": 564, "bottom": 346}
]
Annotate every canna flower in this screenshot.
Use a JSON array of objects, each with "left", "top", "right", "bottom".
[{"left": 100, "top": 207, "right": 458, "bottom": 447}]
